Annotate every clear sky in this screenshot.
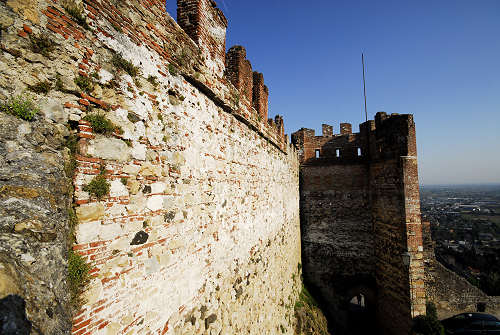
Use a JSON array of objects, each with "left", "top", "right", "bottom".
[{"left": 166, "top": 1, "right": 500, "bottom": 185}]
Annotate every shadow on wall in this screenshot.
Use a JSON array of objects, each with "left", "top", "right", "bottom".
[
  {"left": 304, "top": 278, "right": 378, "bottom": 335},
  {"left": 0, "top": 295, "right": 32, "bottom": 335}
]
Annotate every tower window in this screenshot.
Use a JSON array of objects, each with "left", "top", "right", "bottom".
[
  {"left": 336, "top": 149, "right": 340, "bottom": 158},
  {"left": 357, "top": 148, "right": 362, "bottom": 156},
  {"left": 315, "top": 149, "right": 320, "bottom": 158}
]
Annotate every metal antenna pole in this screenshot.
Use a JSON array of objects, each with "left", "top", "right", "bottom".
[{"left": 362, "top": 53, "right": 368, "bottom": 122}]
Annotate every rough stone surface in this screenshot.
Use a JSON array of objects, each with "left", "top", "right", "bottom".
[
  {"left": 0, "top": 0, "right": 306, "bottom": 334},
  {"left": 0, "top": 295, "right": 32, "bottom": 335},
  {"left": 0, "top": 112, "right": 72, "bottom": 334},
  {"left": 422, "top": 222, "right": 500, "bottom": 318}
]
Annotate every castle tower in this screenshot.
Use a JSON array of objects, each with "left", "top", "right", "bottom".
[{"left": 292, "top": 113, "right": 426, "bottom": 335}]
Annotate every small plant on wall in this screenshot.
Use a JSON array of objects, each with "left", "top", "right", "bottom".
[
  {"left": 63, "top": 2, "right": 90, "bottom": 30},
  {"left": 0, "top": 95, "right": 40, "bottom": 121},
  {"left": 68, "top": 248, "right": 90, "bottom": 309},
  {"left": 111, "top": 53, "right": 139, "bottom": 77},
  {"left": 412, "top": 302, "right": 444, "bottom": 335},
  {"left": 83, "top": 174, "right": 110, "bottom": 199},
  {"left": 83, "top": 113, "right": 118, "bottom": 135},
  {"left": 29, "top": 33, "right": 55, "bottom": 57}
]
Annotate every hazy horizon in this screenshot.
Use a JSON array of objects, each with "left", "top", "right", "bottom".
[{"left": 166, "top": 1, "right": 500, "bottom": 185}]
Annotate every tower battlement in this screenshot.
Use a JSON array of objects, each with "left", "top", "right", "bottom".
[{"left": 292, "top": 112, "right": 416, "bottom": 164}]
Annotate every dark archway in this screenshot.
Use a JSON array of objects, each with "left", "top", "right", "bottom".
[{"left": 344, "top": 285, "right": 377, "bottom": 335}]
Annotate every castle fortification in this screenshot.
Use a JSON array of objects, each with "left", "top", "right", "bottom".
[
  {"left": 292, "top": 113, "right": 426, "bottom": 335},
  {"left": 0, "top": 0, "right": 304, "bottom": 334},
  {"left": 1, "top": 0, "right": 481, "bottom": 334}
]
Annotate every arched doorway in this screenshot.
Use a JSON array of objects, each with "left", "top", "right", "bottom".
[{"left": 345, "top": 285, "right": 376, "bottom": 335}]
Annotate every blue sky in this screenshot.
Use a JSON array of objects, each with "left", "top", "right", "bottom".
[{"left": 166, "top": 1, "right": 500, "bottom": 185}]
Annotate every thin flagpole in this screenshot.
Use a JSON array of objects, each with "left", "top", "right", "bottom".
[{"left": 362, "top": 53, "right": 368, "bottom": 122}]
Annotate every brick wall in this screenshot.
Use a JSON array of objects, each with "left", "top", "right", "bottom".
[
  {"left": 0, "top": 0, "right": 299, "bottom": 334},
  {"left": 225, "top": 45, "right": 253, "bottom": 108},
  {"left": 293, "top": 113, "right": 426, "bottom": 335},
  {"left": 177, "top": 0, "right": 227, "bottom": 77},
  {"left": 252, "top": 71, "right": 269, "bottom": 121}
]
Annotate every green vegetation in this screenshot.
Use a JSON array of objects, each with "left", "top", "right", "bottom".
[
  {"left": 90, "top": 71, "right": 100, "bottom": 81},
  {"left": 111, "top": 53, "right": 139, "bottom": 77},
  {"left": 168, "top": 63, "right": 178, "bottom": 76},
  {"left": 294, "top": 285, "right": 318, "bottom": 309},
  {"left": 28, "top": 80, "right": 52, "bottom": 94},
  {"left": 55, "top": 75, "right": 65, "bottom": 92},
  {"left": 293, "top": 284, "right": 329, "bottom": 335},
  {"left": 412, "top": 302, "right": 444, "bottom": 335},
  {"left": 83, "top": 113, "right": 116, "bottom": 135},
  {"left": 63, "top": 4, "right": 90, "bottom": 30},
  {"left": 83, "top": 174, "right": 110, "bottom": 199},
  {"left": 147, "top": 75, "right": 159, "bottom": 88},
  {"left": 67, "top": 207, "right": 78, "bottom": 246},
  {"left": 127, "top": 112, "right": 140, "bottom": 123},
  {"left": 0, "top": 95, "right": 39, "bottom": 121},
  {"left": 30, "top": 33, "right": 55, "bottom": 57},
  {"left": 134, "top": 78, "right": 142, "bottom": 88},
  {"left": 74, "top": 74, "right": 93, "bottom": 92},
  {"left": 120, "top": 177, "right": 128, "bottom": 185},
  {"left": 68, "top": 248, "right": 90, "bottom": 308},
  {"left": 64, "top": 134, "right": 79, "bottom": 179}
]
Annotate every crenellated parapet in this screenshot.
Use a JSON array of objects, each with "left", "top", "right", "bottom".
[
  {"left": 252, "top": 71, "right": 269, "bottom": 121},
  {"left": 225, "top": 46, "right": 253, "bottom": 108},
  {"left": 177, "top": 0, "right": 227, "bottom": 77},
  {"left": 292, "top": 112, "right": 417, "bottom": 165},
  {"left": 175, "top": 0, "right": 281, "bottom": 149}
]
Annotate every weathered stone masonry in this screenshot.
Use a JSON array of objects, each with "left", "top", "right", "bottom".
[
  {"left": 0, "top": 0, "right": 303, "bottom": 334},
  {"left": 422, "top": 222, "right": 500, "bottom": 319},
  {"left": 0, "top": 0, "right": 437, "bottom": 333},
  {"left": 292, "top": 112, "right": 426, "bottom": 335}
]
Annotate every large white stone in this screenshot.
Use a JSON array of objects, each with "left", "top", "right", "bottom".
[
  {"left": 126, "top": 194, "right": 146, "bottom": 213},
  {"left": 40, "top": 98, "right": 68, "bottom": 123},
  {"left": 88, "top": 138, "right": 131, "bottom": 162},
  {"left": 131, "top": 143, "right": 146, "bottom": 160},
  {"left": 150, "top": 182, "right": 166, "bottom": 194},
  {"left": 147, "top": 195, "right": 163, "bottom": 211},
  {"left": 76, "top": 221, "right": 101, "bottom": 244},
  {"left": 123, "top": 164, "right": 141, "bottom": 175},
  {"left": 76, "top": 203, "right": 105, "bottom": 223},
  {"left": 99, "top": 223, "right": 123, "bottom": 240},
  {"left": 84, "top": 279, "right": 103, "bottom": 305},
  {"left": 110, "top": 179, "right": 129, "bottom": 197}
]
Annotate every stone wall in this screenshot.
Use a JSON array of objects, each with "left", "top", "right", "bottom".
[
  {"left": 0, "top": 0, "right": 304, "bottom": 334},
  {"left": 292, "top": 113, "right": 426, "bottom": 335},
  {"left": 422, "top": 223, "right": 500, "bottom": 319},
  {"left": 0, "top": 112, "right": 72, "bottom": 334},
  {"left": 299, "top": 163, "right": 373, "bottom": 334}
]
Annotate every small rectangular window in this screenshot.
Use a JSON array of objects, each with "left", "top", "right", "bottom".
[
  {"left": 357, "top": 148, "right": 362, "bottom": 156},
  {"left": 336, "top": 149, "right": 340, "bottom": 158},
  {"left": 315, "top": 149, "right": 320, "bottom": 158}
]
